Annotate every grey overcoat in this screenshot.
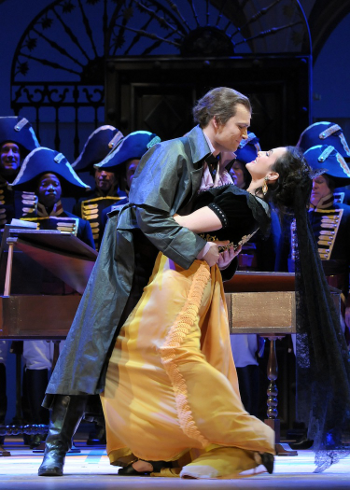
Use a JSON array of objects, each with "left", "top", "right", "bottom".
[{"left": 45, "top": 125, "right": 222, "bottom": 398}]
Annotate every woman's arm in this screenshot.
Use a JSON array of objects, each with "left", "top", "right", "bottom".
[{"left": 174, "top": 206, "right": 222, "bottom": 233}]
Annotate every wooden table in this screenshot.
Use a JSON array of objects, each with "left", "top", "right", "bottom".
[{"left": 224, "top": 271, "right": 341, "bottom": 456}]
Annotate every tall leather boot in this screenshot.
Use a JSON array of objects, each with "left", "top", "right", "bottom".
[{"left": 38, "top": 394, "right": 87, "bottom": 476}]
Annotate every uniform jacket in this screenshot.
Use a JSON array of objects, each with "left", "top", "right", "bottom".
[
  {"left": 277, "top": 198, "right": 350, "bottom": 295},
  {"left": 22, "top": 209, "right": 95, "bottom": 250},
  {"left": 0, "top": 177, "right": 37, "bottom": 230},
  {"left": 45, "top": 125, "right": 237, "bottom": 400},
  {"left": 73, "top": 190, "right": 128, "bottom": 250}
]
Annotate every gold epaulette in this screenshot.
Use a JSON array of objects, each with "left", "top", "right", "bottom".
[
  {"left": 80, "top": 196, "right": 124, "bottom": 218},
  {"left": 81, "top": 196, "right": 123, "bottom": 250},
  {"left": 21, "top": 191, "right": 37, "bottom": 215},
  {"left": 0, "top": 207, "right": 6, "bottom": 227}
]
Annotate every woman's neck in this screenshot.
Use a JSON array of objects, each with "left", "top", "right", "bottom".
[{"left": 246, "top": 177, "right": 265, "bottom": 197}]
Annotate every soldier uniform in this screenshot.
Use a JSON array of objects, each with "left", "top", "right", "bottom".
[
  {"left": 72, "top": 126, "right": 126, "bottom": 250},
  {"left": 0, "top": 116, "right": 40, "bottom": 230},
  {"left": 11, "top": 147, "right": 94, "bottom": 248},
  {"left": 10, "top": 147, "right": 94, "bottom": 447},
  {"left": 0, "top": 116, "right": 40, "bottom": 452},
  {"left": 297, "top": 120, "right": 350, "bottom": 204},
  {"left": 95, "top": 130, "right": 162, "bottom": 234}
]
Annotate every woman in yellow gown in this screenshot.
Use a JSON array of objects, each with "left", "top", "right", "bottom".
[{"left": 100, "top": 146, "right": 309, "bottom": 478}]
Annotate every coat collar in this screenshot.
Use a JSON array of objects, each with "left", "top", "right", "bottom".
[{"left": 185, "top": 125, "right": 212, "bottom": 166}]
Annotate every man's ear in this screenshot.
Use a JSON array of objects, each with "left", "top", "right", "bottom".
[
  {"left": 266, "top": 171, "right": 279, "bottom": 183},
  {"left": 212, "top": 116, "right": 219, "bottom": 130}
]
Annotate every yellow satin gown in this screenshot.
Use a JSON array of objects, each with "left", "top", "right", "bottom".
[{"left": 100, "top": 252, "right": 275, "bottom": 479}]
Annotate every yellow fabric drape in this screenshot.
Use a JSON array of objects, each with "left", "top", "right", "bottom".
[{"left": 100, "top": 252, "right": 274, "bottom": 479}]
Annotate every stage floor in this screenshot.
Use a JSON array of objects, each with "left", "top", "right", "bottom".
[{"left": 0, "top": 442, "right": 350, "bottom": 490}]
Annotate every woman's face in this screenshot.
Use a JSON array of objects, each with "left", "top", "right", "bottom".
[
  {"left": 37, "top": 172, "right": 62, "bottom": 207},
  {"left": 246, "top": 147, "right": 286, "bottom": 179},
  {"left": 230, "top": 160, "right": 246, "bottom": 188}
]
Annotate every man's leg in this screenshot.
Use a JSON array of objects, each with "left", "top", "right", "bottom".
[{"left": 38, "top": 394, "right": 88, "bottom": 476}]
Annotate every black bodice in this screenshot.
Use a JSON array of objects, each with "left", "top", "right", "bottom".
[{"left": 194, "top": 184, "right": 271, "bottom": 248}]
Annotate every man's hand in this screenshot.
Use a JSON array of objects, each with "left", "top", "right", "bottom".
[
  {"left": 202, "top": 241, "right": 229, "bottom": 267},
  {"left": 218, "top": 244, "right": 242, "bottom": 270}
]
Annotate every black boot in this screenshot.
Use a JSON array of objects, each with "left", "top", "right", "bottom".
[{"left": 38, "top": 394, "right": 87, "bottom": 477}]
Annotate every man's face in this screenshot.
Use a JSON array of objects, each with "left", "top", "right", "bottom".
[
  {"left": 94, "top": 168, "right": 116, "bottom": 193},
  {"left": 125, "top": 159, "right": 139, "bottom": 192},
  {"left": 214, "top": 104, "right": 251, "bottom": 153},
  {"left": 0, "top": 142, "right": 21, "bottom": 178},
  {"left": 230, "top": 160, "right": 246, "bottom": 188},
  {"left": 37, "top": 173, "right": 62, "bottom": 208},
  {"left": 311, "top": 175, "right": 331, "bottom": 206}
]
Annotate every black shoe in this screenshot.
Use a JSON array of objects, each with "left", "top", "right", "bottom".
[
  {"left": 117, "top": 460, "right": 169, "bottom": 476},
  {"left": 290, "top": 435, "right": 313, "bottom": 450},
  {"left": 258, "top": 453, "right": 274, "bottom": 474}
]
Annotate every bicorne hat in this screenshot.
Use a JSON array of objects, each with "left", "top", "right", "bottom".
[
  {"left": 72, "top": 125, "right": 124, "bottom": 171},
  {"left": 94, "top": 131, "right": 161, "bottom": 171},
  {"left": 235, "top": 132, "right": 261, "bottom": 164},
  {"left": 10, "top": 147, "right": 90, "bottom": 196},
  {"left": 0, "top": 116, "right": 40, "bottom": 153},
  {"left": 304, "top": 144, "right": 350, "bottom": 187},
  {"left": 297, "top": 122, "right": 350, "bottom": 160}
]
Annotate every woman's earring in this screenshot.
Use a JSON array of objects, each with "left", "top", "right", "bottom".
[{"left": 262, "top": 177, "right": 268, "bottom": 196}]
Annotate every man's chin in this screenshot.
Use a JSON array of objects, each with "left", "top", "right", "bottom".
[
  {"left": 42, "top": 197, "right": 58, "bottom": 207},
  {"left": 0, "top": 168, "right": 19, "bottom": 179}
]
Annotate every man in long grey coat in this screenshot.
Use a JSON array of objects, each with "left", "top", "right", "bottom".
[{"left": 39, "top": 86, "right": 252, "bottom": 476}]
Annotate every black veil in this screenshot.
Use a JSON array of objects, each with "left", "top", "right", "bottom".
[{"left": 292, "top": 182, "right": 350, "bottom": 471}]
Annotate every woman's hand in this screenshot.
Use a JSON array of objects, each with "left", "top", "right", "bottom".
[
  {"left": 218, "top": 244, "right": 242, "bottom": 270},
  {"left": 202, "top": 241, "right": 230, "bottom": 267}
]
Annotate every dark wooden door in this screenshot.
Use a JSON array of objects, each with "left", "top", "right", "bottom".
[{"left": 105, "top": 56, "right": 311, "bottom": 149}]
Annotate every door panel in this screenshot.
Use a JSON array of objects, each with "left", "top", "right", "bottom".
[{"left": 105, "top": 56, "right": 311, "bottom": 149}]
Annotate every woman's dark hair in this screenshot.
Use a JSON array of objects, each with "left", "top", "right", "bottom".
[
  {"left": 266, "top": 146, "right": 312, "bottom": 213},
  {"left": 193, "top": 87, "right": 252, "bottom": 128}
]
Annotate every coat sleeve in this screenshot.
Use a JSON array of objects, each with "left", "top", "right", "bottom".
[{"left": 129, "top": 141, "right": 207, "bottom": 270}]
